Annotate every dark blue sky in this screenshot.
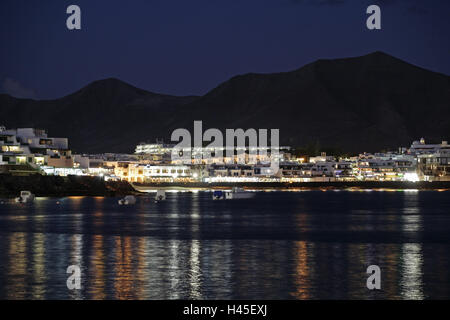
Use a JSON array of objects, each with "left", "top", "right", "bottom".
[{"left": 1, "top": 0, "right": 449, "bottom": 99}]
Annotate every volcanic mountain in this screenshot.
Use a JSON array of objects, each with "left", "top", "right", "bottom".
[{"left": 1, "top": 51, "right": 449, "bottom": 154}]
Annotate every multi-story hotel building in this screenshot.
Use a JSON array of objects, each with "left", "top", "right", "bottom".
[{"left": 0, "top": 126, "right": 74, "bottom": 171}]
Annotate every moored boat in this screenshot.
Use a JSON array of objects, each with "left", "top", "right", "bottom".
[
  {"left": 15, "top": 191, "right": 35, "bottom": 203},
  {"left": 118, "top": 195, "right": 136, "bottom": 205},
  {"left": 212, "top": 187, "right": 255, "bottom": 200},
  {"left": 155, "top": 190, "right": 166, "bottom": 202}
]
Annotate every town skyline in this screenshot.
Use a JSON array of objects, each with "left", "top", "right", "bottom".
[{"left": 1, "top": 124, "right": 449, "bottom": 186}]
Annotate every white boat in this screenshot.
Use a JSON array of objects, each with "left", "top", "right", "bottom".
[
  {"left": 212, "top": 187, "right": 255, "bottom": 200},
  {"left": 118, "top": 195, "right": 136, "bottom": 205},
  {"left": 155, "top": 190, "right": 166, "bottom": 202},
  {"left": 15, "top": 191, "right": 35, "bottom": 203}
]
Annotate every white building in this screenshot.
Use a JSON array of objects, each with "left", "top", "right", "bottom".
[
  {"left": 0, "top": 126, "right": 76, "bottom": 173},
  {"left": 309, "top": 152, "right": 335, "bottom": 163},
  {"left": 136, "top": 141, "right": 290, "bottom": 165},
  {"left": 417, "top": 148, "right": 450, "bottom": 181},
  {"left": 114, "top": 162, "right": 193, "bottom": 183},
  {"left": 409, "top": 138, "right": 450, "bottom": 155},
  {"left": 0, "top": 127, "right": 42, "bottom": 166}
]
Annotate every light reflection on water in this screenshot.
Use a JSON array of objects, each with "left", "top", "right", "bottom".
[{"left": 0, "top": 191, "right": 450, "bottom": 299}]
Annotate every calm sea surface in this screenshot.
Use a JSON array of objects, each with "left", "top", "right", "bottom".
[{"left": 0, "top": 190, "right": 450, "bottom": 300}]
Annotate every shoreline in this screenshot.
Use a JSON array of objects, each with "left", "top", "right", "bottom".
[
  {"left": 132, "top": 181, "right": 450, "bottom": 192},
  {"left": 1, "top": 174, "right": 449, "bottom": 198},
  {"left": 0, "top": 174, "right": 137, "bottom": 198}
]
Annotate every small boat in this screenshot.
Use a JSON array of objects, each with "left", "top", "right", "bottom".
[
  {"left": 118, "top": 195, "right": 136, "bottom": 205},
  {"left": 212, "top": 190, "right": 225, "bottom": 200},
  {"left": 155, "top": 190, "right": 166, "bottom": 202},
  {"left": 212, "top": 187, "right": 255, "bottom": 200},
  {"left": 15, "top": 191, "right": 35, "bottom": 203},
  {"left": 226, "top": 187, "right": 255, "bottom": 199}
]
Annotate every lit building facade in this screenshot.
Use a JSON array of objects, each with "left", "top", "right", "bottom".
[{"left": 114, "top": 162, "right": 194, "bottom": 183}]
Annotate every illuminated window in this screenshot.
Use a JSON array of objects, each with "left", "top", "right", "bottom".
[{"left": 16, "top": 156, "right": 26, "bottom": 164}]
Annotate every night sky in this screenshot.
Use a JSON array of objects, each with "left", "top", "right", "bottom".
[{"left": 1, "top": 0, "right": 449, "bottom": 99}]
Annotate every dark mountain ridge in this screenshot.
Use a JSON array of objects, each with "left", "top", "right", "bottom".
[
  {"left": 0, "top": 78, "right": 197, "bottom": 153},
  {"left": 1, "top": 52, "right": 449, "bottom": 154}
]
